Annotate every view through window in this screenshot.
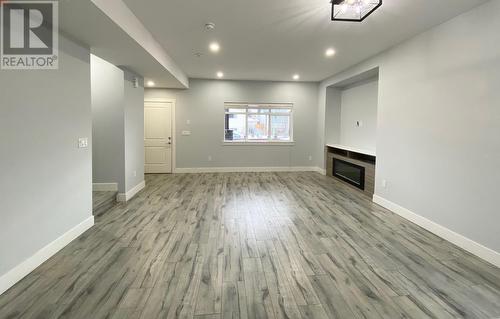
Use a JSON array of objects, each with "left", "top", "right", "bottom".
[{"left": 224, "top": 103, "right": 293, "bottom": 143}]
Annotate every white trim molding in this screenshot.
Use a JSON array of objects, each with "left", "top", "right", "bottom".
[
  {"left": 173, "top": 166, "right": 325, "bottom": 174},
  {"left": 315, "top": 167, "right": 327, "bottom": 175},
  {"left": 117, "top": 180, "right": 145, "bottom": 202},
  {"left": 373, "top": 195, "right": 500, "bottom": 268},
  {"left": 92, "top": 183, "right": 118, "bottom": 192},
  {"left": 222, "top": 141, "right": 295, "bottom": 146},
  {"left": 0, "top": 216, "right": 94, "bottom": 295}
]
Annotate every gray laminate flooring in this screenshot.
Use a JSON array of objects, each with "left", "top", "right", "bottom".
[
  {"left": 1, "top": 172, "right": 499, "bottom": 319},
  {"left": 92, "top": 191, "right": 117, "bottom": 216}
]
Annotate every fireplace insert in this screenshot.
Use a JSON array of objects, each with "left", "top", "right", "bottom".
[{"left": 333, "top": 158, "right": 365, "bottom": 190}]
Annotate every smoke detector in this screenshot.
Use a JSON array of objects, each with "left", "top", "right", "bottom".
[{"left": 205, "top": 23, "right": 215, "bottom": 31}]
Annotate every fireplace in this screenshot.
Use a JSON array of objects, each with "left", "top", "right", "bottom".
[{"left": 332, "top": 158, "right": 365, "bottom": 190}]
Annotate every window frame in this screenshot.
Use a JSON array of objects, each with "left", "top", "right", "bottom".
[{"left": 223, "top": 102, "right": 294, "bottom": 145}]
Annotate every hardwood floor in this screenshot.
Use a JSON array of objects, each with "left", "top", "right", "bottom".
[{"left": 1, "top": 172, "right": 499, "bottom": 319}]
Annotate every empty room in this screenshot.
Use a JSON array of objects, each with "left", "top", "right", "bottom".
[{"left": 1, "top": 0, "right": 499, "bottom": 318}]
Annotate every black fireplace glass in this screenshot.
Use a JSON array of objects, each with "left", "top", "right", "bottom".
[{"left": 333, "top": 158, "right": 365, "bottom": 190}]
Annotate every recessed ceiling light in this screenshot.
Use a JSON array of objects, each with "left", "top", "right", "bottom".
[
  {"left": 209, "top": 42, "right": 220, "bottom": 53},
  {"left": 146, "top": 80, "right": 155, "bottom": 87},
  {"left": 325, "top": 48, "right": 336, "bottom": 57},
  {"left": 217, "top": 71, "right": 224, "bottom": 78},
  {"left": 293, "top": 74, "right": 300, "bottom": 80}
]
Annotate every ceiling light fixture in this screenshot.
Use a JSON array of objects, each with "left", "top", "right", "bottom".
[
  {"left": 217, "top": 71, "right": 224, "bottom": 78},
  {"left": 209, "top": 42, "right": 220, "bottom": 53},
  {"left": 146, "top": 80, "right": 155, "bottom": 87},
  {"left": 331, "top": 0, "right": 382, "bottom": 22},
  {"left": 293, "top": 74, "right": 300, "bottom": 80},
  {"left": 325, "top": 48, "right": 336, "bottom": 57}
]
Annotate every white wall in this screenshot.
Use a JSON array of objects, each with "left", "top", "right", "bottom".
[
  {"left": 123, "top": 69, "right": 145, "bottom": 191},
  {"left": 145, "top": 79, "right": 320, "bottom": 169},
  {"left": 318, "top": 0, "right": 500, "bottom": 259},
  {"left": 339, "top": 79, "right": 378, "bottom": 152},
  {"left": 324, "top": 87, "right": 341, "bottom": 145},
  {"left": 91, "top": 55, "right": 126, "bottom": 192},
  {"left": 91, "top": 56, "right": 145, "bottom": 194},
  {"left": 0, "top": 35, "right": 93, "bottom": 281}
]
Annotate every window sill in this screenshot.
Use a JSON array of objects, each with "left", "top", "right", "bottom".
[{"left": 223, "top": 141, "right": 295, "bottom": 146}]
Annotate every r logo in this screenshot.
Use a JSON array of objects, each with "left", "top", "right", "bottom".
[{"left": 1, "top": 1, "right": 58, "bottom": 69}]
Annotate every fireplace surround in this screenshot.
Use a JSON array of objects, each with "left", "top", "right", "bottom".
[{"left": 326, "top": 144, "right": 376, "bottom": 197}]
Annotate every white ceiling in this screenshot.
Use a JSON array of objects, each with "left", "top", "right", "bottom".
[
  {"left": 59, "top": 0, "right": 188, "bottom": 88},
  {"left": 124, "top": 0, "right": 489, "bottom": 83}
]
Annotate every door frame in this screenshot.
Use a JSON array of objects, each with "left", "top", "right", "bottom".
[{"left": 144, "top": 98, "right": 176, "bottom": 173}]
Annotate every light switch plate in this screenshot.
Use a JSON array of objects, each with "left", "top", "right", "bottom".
[
  {"left": 182, "top": 131, "right": 191, "bottom": 136},
  {"left": 78, "top": 137, "right": 88, "bottom": 148}
]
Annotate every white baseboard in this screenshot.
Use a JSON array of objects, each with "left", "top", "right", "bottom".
[
  {"left": 173, "top": 166, "right": 324, "bottom": 174},
  {"left": 373, "top": 195, "right": 500, "bottom": 268},
  {"left": 315, "top": 167, "right": 327, "bottom": 175},
  {"left": 0, "top": 216, "right": 94, "bottom": 296},
  {"left": 116, "top": 180, "right": 145, "bottom": 202},
  {"left": 92, "top": 183, "right": 118, "bottom": 192}
]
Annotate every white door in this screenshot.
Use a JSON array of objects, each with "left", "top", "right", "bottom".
[{"left": 144, "top": 101, "right": 173, "bottom": 173}]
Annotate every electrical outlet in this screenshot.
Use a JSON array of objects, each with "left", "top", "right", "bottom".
[
  {"left": 133, "top": 170, "right": 137, "bottom": 177},
  {"left": 308, "top": 155, "right": 312, "bottom": 161},
  {"left": 208, "top": 155, "right": 212, "bottom": 161},
  {"left": 382, "top": 179, "right": 387, "bottom": 188},
  {"left": 186, "top": 120, "right": 191, "bottom": 125},
  {"left": 78, "top": 137, "right": 88, "bottom": 148}
]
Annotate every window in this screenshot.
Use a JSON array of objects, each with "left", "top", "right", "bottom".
[{"left": 224, "top": 103, "right": 293, "bottom": 143}]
